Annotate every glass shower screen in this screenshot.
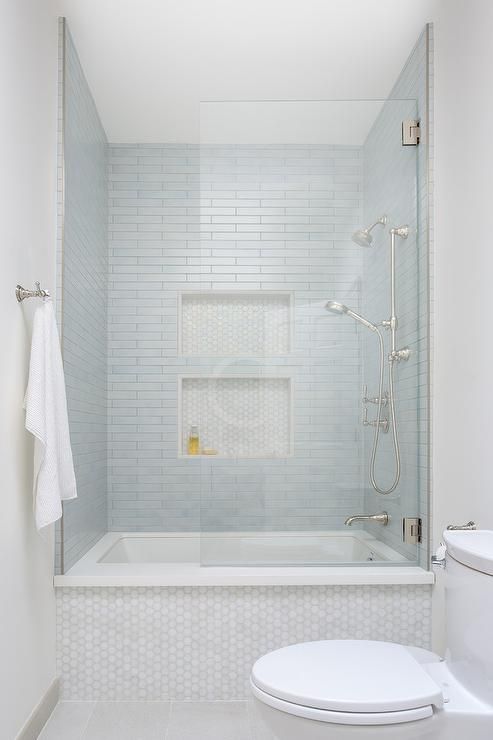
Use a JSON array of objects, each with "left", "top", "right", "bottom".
[{"left": 190, "top": 99, "right": 423, "bottom": 567}]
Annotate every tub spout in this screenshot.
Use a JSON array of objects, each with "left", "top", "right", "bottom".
[{"left": 345, "top": 512, "right": 389, "bottom": 527}]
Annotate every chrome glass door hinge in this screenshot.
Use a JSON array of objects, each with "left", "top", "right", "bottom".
[
  {"left": 403, "top": 517, "right": 422, "bottom": 544},
  {"left": 402, "top": 119, "right": 421, "bottom": 146}
]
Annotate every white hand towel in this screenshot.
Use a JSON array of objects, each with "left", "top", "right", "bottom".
[{"left": 24, "top": 299, "right": 77, "bottom": 529}]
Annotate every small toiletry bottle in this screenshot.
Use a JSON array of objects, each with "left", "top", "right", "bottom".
[{"left": 187, "top": 425, "right": 200, "bottom": 455}]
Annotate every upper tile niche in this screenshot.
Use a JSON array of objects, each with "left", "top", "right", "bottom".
[{"left": 179, "top": 291, "right": 292, "bottom": 356}]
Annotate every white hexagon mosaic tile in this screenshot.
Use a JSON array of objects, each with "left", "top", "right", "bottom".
[
  {"left": 180, "top": 293, "right": 291, "bottom": 356},
  {"left": 181, "top": 377, "right": 292, "bottom": 457},
  {"left": 57, "top": 585, "right": 432, "bottom": 700}
]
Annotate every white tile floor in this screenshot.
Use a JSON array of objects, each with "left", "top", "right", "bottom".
[{"left": 39, "top": 700, "right": 274, "bottom": 740}]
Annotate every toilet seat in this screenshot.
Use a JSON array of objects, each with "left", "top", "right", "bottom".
[
  {"left": 251, "top": 640, "right": 443, "bottom": 726},
  {"left": 251, "top": 681, "right": 434, "bottom": 725}
]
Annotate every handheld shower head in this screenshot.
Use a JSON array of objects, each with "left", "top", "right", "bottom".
[
  {"left": 325, "top": 300, "right": 347, "bottom": 315},
  {"left": 325, "top": 301, "right": 377, "bottom": 332},
  {"left": 351, "top": 215, "right": 387, "bottom": 247}
]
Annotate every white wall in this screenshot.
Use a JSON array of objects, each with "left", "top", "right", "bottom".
[
  {"left": 434, "top": 0, "right": 493, "bottom": 540},
  {"left": 0, "top": 0, "right": 58, "bottom": 736},
  {"left": 432, "top": 0, "right": 493, "bottom": 651}
]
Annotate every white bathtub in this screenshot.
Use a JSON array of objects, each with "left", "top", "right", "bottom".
[
  {"left": 100, "top": 531, "right": 400, "bottom": 565},
  {"left": 55, "top": 531, "right": 434, "bottom": 587}
]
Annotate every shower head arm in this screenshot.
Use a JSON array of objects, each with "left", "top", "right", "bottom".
[{"left": 366, "top": 215, "right": 388, "bottom": 233}]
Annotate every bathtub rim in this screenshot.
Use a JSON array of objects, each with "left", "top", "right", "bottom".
[{"left": 54, "top": 531, "right": 434, "bottom": 587}]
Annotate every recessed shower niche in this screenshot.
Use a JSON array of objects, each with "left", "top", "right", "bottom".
[
  {"left": 179, "top": 376, "right": 293, "bottom": 458},
  {"left": 179, "top": 291, "right": 293, "bottom": 356}
]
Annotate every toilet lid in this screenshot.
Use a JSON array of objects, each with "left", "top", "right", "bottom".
[{"left": 251, "top": 640, "right": 443, "bottom": 715}]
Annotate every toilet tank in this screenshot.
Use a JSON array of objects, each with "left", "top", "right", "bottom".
[{"left": 443, "top": 530, "right": 493, "bottom": 705}]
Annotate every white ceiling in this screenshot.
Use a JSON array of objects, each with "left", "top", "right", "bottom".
[{"left": 56, "top": 0, "right": 437, "bottom": 143}]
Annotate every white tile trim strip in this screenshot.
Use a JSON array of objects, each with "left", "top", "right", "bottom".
[{"left": 55, "top": 568, "right": 433, "bottom": 587}]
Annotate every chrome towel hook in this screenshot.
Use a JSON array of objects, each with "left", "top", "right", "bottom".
[{"left": 16, "top": 282, "right": 50, "bottom": 302}]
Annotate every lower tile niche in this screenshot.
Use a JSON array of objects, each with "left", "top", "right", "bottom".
[
  {"left": 180, "top": 376, "right": 292, "bottom": 458},
  {"left": 57, "top": 585, "right": 432, "bottom": 700}
]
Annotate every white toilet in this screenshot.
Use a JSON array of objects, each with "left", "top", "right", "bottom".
[{"left": 251, "top": 530, "right": 493, "bottom": 739}]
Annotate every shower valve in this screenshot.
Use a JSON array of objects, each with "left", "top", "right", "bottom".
[
  {"left": 389, "top": 347, "right": 411, "bottom": 362},
  {"left": 363, "top": 385, "right": 389, "bottom": 406},
  {"left": 362, "top": 407, "right": 389, "bottom": 433}
]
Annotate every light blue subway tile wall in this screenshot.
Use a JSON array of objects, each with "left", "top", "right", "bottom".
[
  {"left": 361, "top": 25, "right": 432, "bottom": 562},
  {"left": 107, "top": 144, "right": 365, "bottom": 533},
  {"left": 57, "top": 21, "right": 108, "bottom": 571}
]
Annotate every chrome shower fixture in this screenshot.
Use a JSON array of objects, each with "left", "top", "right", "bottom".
[
  {"left": 325, "top": 300, "right": 346, "bottom": 315},
  {"left": 325, "top": 301, "right": 378, "bottom": 332},
  {"left": 344, "top": 512, "right": 389, "bottom": 527},
  {"left": 365, "top": 222, "right": 411, "bottom": 494},
  {"left": 390, "top": 225, "right": 410, "bottom": 239},
  {"left": 327, "top": 221, "right": 412, "bottom": 496},
  {"left": 386, "top": 224, "right": 410, "bottom": 363},
  {"left": 351, "top": 215, "right": 387, "bottom": 247}
]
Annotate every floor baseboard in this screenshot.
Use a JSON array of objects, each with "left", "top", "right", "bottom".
[{"left": 16, "top": 678, "right": 59, "bottom": 740}]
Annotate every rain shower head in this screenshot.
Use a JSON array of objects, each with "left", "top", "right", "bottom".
[
  {"left": 351, "top": 215, "right": 387, "bottom": 247},
  {"left": 325, "top": 301, "right": 377, "bottom": 332},
  {"left": 352, "top": 229, "right": 374, "bottom": 247}
]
